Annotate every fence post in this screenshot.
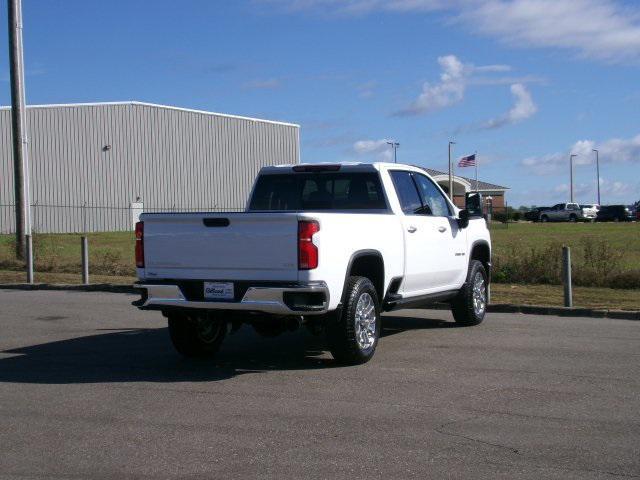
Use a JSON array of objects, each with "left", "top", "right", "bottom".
[
  {"left": 562, "top": 246, "right": 572, "bottom": 308},
  {"left": 81, "top": 236, "right": 89, "bottom": 285},
  {"left": 26, "top": 234, "right": 33, "bottom": 284}
]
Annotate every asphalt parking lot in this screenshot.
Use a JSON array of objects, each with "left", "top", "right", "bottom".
[{"left": 0, "top": 289, "right": 638, "bottom": 479}]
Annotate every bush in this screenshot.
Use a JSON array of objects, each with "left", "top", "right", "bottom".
[
  {"left": 92, "top": 249, "right": 135, "bottom": 276},
  {"left": 493, "top": 242, "right": 563, "bottom": 284},
  {"left": 608, "top": 271, "right": 640, "bottom": 289},
  {"left": 573, "top": 238, "right": 623, "bottom": 287},
  {"left": 493, "top": 237, "right": 640, "bottom": 289}
]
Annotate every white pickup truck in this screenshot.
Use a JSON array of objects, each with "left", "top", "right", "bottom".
[{"left": 133, "top": 163, "right": 491, "bottom": 364}]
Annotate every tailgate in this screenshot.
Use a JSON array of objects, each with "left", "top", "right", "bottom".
[{"left": 142, "top": 213, "right": 300, "bottom": 281}]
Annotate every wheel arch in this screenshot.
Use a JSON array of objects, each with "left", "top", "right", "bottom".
[
  {"left": 469, "top": 240, "right": 491, "bottom": 282},
  {"left": 342, "top": 250, "right": 385, "bottom": 303}
]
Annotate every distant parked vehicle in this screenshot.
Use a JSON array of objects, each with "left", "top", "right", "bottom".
[
  {"left": 539, "top": 203, "right": 584, "bottom": 222},
  {"left": 580, "top": 204, "right": 599, "bottom": 221},
  {"left": 524, "top": 207, "right": 549, "bottom": 222},
  {"left": 596, "top": 205, "right": 635, "bottom": 222}
]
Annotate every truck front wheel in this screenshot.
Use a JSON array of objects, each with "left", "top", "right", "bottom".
[
  {"left": 451, "top": 260, "right": 488, "bottom": 326},
  {"left": 326, "top": 276, "right": 381, "bottom": 365},
  {"left": 168, "top": 312, "right": 226, "bottom": 358}
]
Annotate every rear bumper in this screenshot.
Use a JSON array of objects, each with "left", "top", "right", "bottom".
[{"left": 133, "top": 281, "right": 330, "bottom": 315}]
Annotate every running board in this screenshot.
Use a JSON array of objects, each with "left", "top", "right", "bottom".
[{"left": 383, "top": 289, "right": 460, "bottom": 312}]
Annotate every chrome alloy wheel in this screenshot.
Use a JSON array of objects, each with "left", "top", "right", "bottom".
[
  {"left": 472, "top": 272, "right": 487, "bottom": 317},
  {"left": 354, "top": 292, "right": 377, "bottom": 350}
]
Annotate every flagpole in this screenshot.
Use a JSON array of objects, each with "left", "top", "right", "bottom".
[{"left": 475, "top": 151, "right": 478, "bottom": 192}]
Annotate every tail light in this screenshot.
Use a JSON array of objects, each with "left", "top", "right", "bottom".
[
  {"left": 298, "top": 220, "right": 319, "bottom": 270},
  {"left": 135, "top": 221, "right": 144, "bottom": 268}
]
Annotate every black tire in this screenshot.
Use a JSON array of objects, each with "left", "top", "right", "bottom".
[
  {"left": 541, "top": 215, "right": 548, "bottom": 223},
  {"left": 168, "top": 312, "right": 226, "bottom": 358},
  {"left": 569, "top": 214, "right": 577, "bottom": 222},
  {"left": 326, "top": 276, "right": 381, "bottom": 365},
  {"left": 451, "top": 260, "right": 488, "bottom": 326}
]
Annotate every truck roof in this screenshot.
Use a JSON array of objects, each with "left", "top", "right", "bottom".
[{"left": 259, "top": 162, "right": 416, "bottom": 174}]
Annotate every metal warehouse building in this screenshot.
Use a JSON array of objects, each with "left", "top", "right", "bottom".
[{"left": 0, "top": 101, "right": 300, "bottom": 233}]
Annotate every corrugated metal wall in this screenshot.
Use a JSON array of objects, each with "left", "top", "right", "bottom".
[{"left": 0, "top": 102, "right": 299, "bottom": 233}]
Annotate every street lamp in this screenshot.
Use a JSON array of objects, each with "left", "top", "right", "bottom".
[
  {"left": 386, "top": 141, "right": 399, "bottom": 163},
  {"left": 570, "top": 154, "right": 577, "bottom": 203},
  {"left": 448, "top": 141, "right": 456, "bottom": 202},
  {"left": 593, "top": 149, "right": 600, "bottom": 205}
]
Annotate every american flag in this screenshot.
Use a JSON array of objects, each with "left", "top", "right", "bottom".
[{"left": 458, "top": 153, "right": 476, "bottom": 167}]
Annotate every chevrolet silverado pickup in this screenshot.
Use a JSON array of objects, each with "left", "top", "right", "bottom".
[{"left": 133, "top": 163, "right": 491, "bottom": 364}]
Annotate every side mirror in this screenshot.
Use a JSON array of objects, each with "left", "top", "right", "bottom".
[
  {"left": 465, "top": 191, "right": 483, "bottom": 217},
  {"left": 457, "top": 209, "right": 470, "bottom": 229}
]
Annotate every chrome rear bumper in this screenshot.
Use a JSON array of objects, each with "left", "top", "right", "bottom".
[{"left": 134, "top": 282, "right": 329, "bottom": 315}]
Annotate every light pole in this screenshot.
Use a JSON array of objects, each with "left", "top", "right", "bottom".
[
  {"left": 7, "top": 0, "right": 32, "bottom": 260},
  {"left": 448, "top": 141, "right": 456, "bottom": 202},
  {"left": 569, "top": 154, "right": 577, "bottom": 203},
  {"left": 386, "top": 141, "right": 399, "bottom": 163},
  {"left": 593, "top": 149, "right": 600, "bottom": 205}
]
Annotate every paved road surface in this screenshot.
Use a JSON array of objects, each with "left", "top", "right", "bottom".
[{"left": 0, "top": 289, "right": 639, "bottom": 479}]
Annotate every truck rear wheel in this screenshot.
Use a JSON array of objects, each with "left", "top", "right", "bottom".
[
  {"left": 168, "top": 312, "right": 226, "bottom": 358},
  {"left": 326, "top": 276, "right": 381, "bottom": 365},
  {"left": 451, "top": 260, "right": 488, "bottom": 326}
]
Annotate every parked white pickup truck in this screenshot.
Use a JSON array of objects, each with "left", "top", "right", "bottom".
[{"left": 133, "top": 163, "right": 491, "bottom": 364}]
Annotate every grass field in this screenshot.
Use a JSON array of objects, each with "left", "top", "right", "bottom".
[
  {"left": 0, "top": 231, "right": 136, "bottom": 276},
  {"left": 1, "top": 222, "right": 639, "bottom": 308},
  {"left": 490, "top": 222, "right": 640, "bottom": 269}
]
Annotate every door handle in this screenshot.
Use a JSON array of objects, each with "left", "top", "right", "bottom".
[
  {"left": 438, "top": 226, "right": 447, "bottom": 233},
  {"left": 407, "top": 226, "right": 417, "bottom": 233}
]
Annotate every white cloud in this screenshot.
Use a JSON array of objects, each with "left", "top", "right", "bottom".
[
  {"left": 394, "top": 55, "right": 519, "bottom": 116},
  {"left": 242, "top": 78, "right": 282, "bottom": 89},
  {"left": 554, "top": 178, "right": 633, "bottom": 200},
  {"left": 600, "top": 178, "right": 635, "bottom": 198},
  {"left": 458, "top": 0, "right": 640, "bottom": 64},
  {"left": 261, "top": 0, "right": 640, "bottom": 64},
  {"left": 453, "top": 83, "right": 537, "bottom": 133},
  {"left": 395, "top": 55, "right": 466, "bottom": 116},
  {"left": 261, "top": 0, "right": 448, "bottom": 15},
  {"left": 356, "top": 80, "right": 377, "bottom": 98},
  {"left": 481, "top": 83, "right": 537, "bottom": 129},
  {"left": 352, "top": 138, "right": 394, "bottom": 161},
  {"left": 522, "top": 133, "right": 640, "bottom": 175}
]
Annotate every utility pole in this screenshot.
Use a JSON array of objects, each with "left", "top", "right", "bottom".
[
  {"left": 448, "top": 141, "right": 455, "bottom": 202},
  {"left": 386, "top": 141, "right": 399, "bottom": 163},
  {"left": 593, "top": 149, "right": 600, "bottom": 205},
  {"left": 7, "top": 0, "right": 31, "bottom": 260},
  {"left": 569, "top": 154, "right": 577, "bottom": 203}
]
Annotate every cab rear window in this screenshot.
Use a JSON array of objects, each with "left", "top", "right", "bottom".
[{"left": 248, "top": 172, "right": 387, "bottom": 211}]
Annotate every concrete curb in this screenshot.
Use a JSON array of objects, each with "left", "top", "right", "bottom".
[
  {"left": 0, "top": 283, "right": 136, "bottom": 294},
  {"left": 1, "top": 283, "right": 639, "bottom": 321}
]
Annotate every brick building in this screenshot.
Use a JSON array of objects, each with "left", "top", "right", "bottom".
[{"left": 422, "top": 168, "right": 509, "bottom": 209}]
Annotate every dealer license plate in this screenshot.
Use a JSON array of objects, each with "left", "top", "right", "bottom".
[{"left": 203, "top": 282, "right": 234, "bottom": 301}]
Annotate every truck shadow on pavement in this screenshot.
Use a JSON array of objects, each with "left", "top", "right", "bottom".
[{"left": 0, "top": 314, "right": 452, "bottom": 384}]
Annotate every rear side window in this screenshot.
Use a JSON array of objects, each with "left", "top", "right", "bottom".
[
  {"left": 389, "top": 171, "right": 423, "bottom": 215},
  {"left": 248, "top": 172, "right": 387, "bottom": 211}
]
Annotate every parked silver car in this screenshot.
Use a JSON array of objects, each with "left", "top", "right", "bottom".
[{"left": 539, "top": 203, "right": 584, "bottom": 222}]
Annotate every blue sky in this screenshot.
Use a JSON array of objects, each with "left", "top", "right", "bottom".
[{"left": 1, "top": 0, "right": 639, "bottom": 207}]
